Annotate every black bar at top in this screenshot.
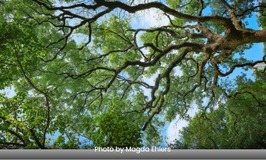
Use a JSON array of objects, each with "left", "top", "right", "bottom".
[{"left": 0, "top": 149, "right": 265, "bottom": 159}]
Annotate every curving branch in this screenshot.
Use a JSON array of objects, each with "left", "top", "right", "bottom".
[{"left": 16, "top": 56, "right": 50, "bottom": 148}]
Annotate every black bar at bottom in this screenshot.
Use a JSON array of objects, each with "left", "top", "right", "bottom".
[{"left": 0, "top": 149, "right": 265, "bottom": 159}]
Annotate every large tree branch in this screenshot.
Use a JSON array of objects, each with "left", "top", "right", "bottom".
[
  {"left": 95, "top": 0, "right": 232, "bottom": 26},
  {"left": 220, "top": 0, "right": 243, "bottom": 30}
]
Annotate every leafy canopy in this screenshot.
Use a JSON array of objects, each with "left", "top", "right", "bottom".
[{"left": 0, "top": 0, "right": 266, "bottom": 148}]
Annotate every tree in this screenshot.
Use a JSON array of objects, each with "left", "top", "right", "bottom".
[
  {"left": 175, "top": 10, "right": 266, "bottom": 149},
  {"left": 0, "top": 0, "right": 266, "bottom": 148},
  {"left": 176, "top": 71, "right": 266, "bottom": 149}
]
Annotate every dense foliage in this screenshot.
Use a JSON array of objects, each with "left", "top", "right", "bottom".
[
  {"left": 0, "top": 0, "right": 265, "bottom": 148},
  {"left": 175, "top": 72, "right": 266, "bottom": 149}
]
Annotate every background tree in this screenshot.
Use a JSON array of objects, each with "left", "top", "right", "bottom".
[
  {"left": 0, "top": 0, "right": 266, "bottom": 148},
  {"left": 173, "top": 11, "right": 266, "bottom": 149},
  {"left": 176, "top": 71, "right": 266, "bottom": 149}
]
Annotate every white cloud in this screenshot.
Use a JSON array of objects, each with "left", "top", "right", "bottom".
[
  {"left": 131, "top": 7, "right": 170, "bottom": 28},
  {"left": 166, "top": 104, "right": 199, "bottom": 144},
  {"left": 173, "top": 66, "right": 183, "bottom": 77},
  {"left": 166, "top": 116, "right": 188, "bottom": 144},
  {"left": 0, "top": 86, "right": 16, "bottom": 98}
]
